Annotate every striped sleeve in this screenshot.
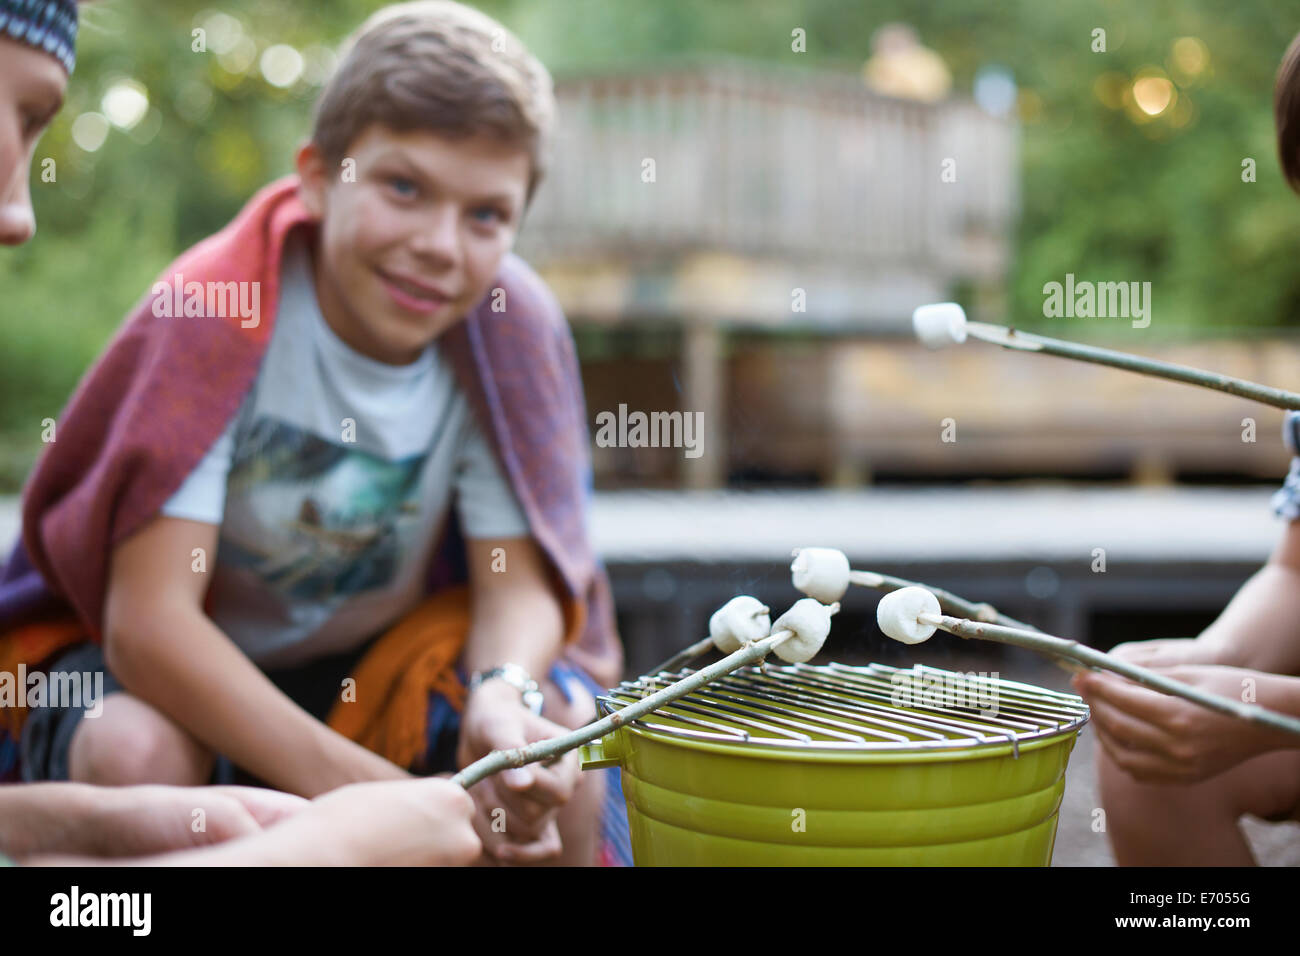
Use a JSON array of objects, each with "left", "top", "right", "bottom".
[{"left": 1270, "top": 410, "right": 1300, "bottom": 520}]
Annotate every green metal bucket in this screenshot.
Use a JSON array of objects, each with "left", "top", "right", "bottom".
[{"left": 580, "top": 662, "right": 1088, "bottom": 866}]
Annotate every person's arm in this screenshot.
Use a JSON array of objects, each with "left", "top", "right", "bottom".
[
  {"left": 455, "top": 534, "right": 578, "bottom": 863},
  {"left": 1194, "top": 519, "right": 1300, "bottom": 675},
  {"left": 18, "top": 779, "right": 480, "bottom": 867},
  {"left": 0, "top": 783, "right": 104, "bottom": 858},
  {"left": 135, "top": 778, "right": 481, "bottom": 867},
  {"left": 460, "top": 535, "right": 565, "bottom": 680},
  {"left": 0, "top": 783, "right": 307, "bottom": 860},
  {"left": 104, "top": 516, "right": 409, "bottom": 797}
]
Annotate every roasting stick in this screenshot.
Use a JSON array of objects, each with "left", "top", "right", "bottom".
[
  {"left": 877, "top": 587, "right": 1300, "bottom": 739},
  {"left": 648, "top": 635, "right": 715, "bottom": 676},
  {"left": 847, "top": 567, "right": 1035, "bottom": 631},
  {"left": 913, "top": 302, "right": 1300, "bottom": 411},
  {"left": 793, "top": 545, "right": 1036, "bottom": 629},
  {"left": 646, "top": 596, "right": 772, "bottom": 675},
  {"left": 452, "top": 599, "right": 838, "bottom": 788}
]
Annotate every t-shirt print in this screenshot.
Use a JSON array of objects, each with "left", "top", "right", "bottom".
[{"left": 218, "top": 415, "right": 429, "bottom": 603}]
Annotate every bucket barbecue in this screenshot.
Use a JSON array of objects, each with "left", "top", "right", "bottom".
[{"left": 580, "top": 661, "right": 1089, "bottom": 866}]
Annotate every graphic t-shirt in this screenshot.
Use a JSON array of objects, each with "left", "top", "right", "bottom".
[{"left": 161, "top": 235, "right": 529, "bottom": 668}]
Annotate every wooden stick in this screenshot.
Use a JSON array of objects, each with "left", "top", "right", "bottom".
[
  {"left": 451, "top": 629, "right": 795, "bottom": 789},
  {"left": 965, "top": 321, "right": 1300, "bottom": 411},
  {"left": 918, "top": 611, "right": 1300, "bottom": 738},
  {"left": 849, "top": 569, "right": 1034, "bottom": 631}
]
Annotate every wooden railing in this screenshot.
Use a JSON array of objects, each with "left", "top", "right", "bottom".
[{"left": 518, "top": 58, "right": 1018, "bottom": 280}]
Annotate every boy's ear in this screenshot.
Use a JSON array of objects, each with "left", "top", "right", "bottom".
[{"left": 295, "top": 140, "right": 328, "bottom": 219}]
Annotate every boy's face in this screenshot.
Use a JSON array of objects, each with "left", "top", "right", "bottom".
[
  {"left": 0, "top": 39, "right": 68, "bottom": 246},
  {"left": 297, "top": 125, "right": 531, "bottom": 366}
]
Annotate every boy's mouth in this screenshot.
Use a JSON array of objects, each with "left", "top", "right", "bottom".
[{"left": 375, "top": 267, "right": 454, "bottom": 315}]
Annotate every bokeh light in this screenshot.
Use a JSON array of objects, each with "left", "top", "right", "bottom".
[
  {"left": 260, "top": 44, "right": 305, "bottom": 88},
  {"left": 1171, "top": 36, "right": 1209, "bottom": 79},
  {"left": 101, "top": 79, "right": 150, "bottom": 130},
  {"left": 1130, "top": 70, "right": 1176, "bottom": 118},
  {"left": 70, "top": 112, "right": 110, "bottom": 152},
  {"left": 195, "top": 10, "right": 244, "bottom": 55},
  {"left": 218, "top": 35, "right": 259, "bottom": 75}
]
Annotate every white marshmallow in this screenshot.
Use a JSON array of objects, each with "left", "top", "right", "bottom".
[
  {"left": 912, "top": 302, "right": 968, "bottom": 349},
  {"left": 709, "top": 596, "right": 771, "bottom": 654},
  {"left": 790, "top": 547, "right": 851, "bottom": 604},
  {"left": 876, "top": 587, "right": 942, "bottom": 644},
  {"left": 771, "top": 598, "right": 839, "bottom": 664}
]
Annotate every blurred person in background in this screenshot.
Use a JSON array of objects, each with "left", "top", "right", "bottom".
[{"left": 1070, "top": 32, "right": 1300, "bottom": 865}]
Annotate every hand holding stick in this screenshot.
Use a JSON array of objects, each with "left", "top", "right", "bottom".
[
  {"left": 876, "top": 586, "right": 1300, "bottom": 739},
  {"left": 452, "top": 599, "right": 837, "bottom": 789}
]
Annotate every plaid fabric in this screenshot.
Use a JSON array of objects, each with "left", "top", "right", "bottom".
[
  {"left": 0, "top": 0, "right": 78, "bottom": 73},
  {"left": 1271, "top": 411, "right": 1300, "bottom": 520}
]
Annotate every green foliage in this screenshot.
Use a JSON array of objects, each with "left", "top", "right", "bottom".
[{"left": 3, "top": 0, "right": 1300, "bottom": 491}]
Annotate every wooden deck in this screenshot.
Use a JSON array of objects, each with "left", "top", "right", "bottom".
[{"left": 518, "top": 56, "right": 1018, "bottom": 328}]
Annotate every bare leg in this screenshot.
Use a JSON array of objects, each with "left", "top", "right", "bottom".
[
  {"left": 68, "top": 691, "right": 215, "bottom": 787},
  {"left": 1098, "top": 743, "right": 1300, "bottom": 865}
]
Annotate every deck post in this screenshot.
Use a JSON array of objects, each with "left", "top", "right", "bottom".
[{"left": 682, "top": 321, "right": 725, "bottom": 489}]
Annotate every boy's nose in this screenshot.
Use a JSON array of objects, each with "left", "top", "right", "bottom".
[{"left": 409, "top": 205, "right": 461, "bottom": 264}]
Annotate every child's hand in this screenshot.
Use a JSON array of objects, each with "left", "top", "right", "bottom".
[
  {"left": 456, "top": 678, "right": 579, "bottom": 864},
  {"left": 1071, "top": 665, "right": 1289, "bottom": 784},
  {"left": 297, "top": 777, "right": 481, "bottom": 866}
]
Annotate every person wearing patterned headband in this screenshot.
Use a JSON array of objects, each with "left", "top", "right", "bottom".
[{"left": 0, "top": 0, "right": 77, "bottom": 245}]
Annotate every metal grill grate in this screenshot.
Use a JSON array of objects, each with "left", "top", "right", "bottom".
[{"left": 598, "top": 662, "right": 1089, "bottom": 754}]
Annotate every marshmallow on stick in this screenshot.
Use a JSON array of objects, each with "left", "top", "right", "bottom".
[
  {"left": 911, "top": 302, "right": 1300, "bottom": 411},
  {"left": 771, "top": 597, "right": 840, "bottom": 664},
  {"left": 790, "top": 547, "right": 852, "bottom": 603},
  {"left": 709, "top": 596, "right": 771, "bottom": 653},
  {"left": 912, "top": 302, "right": 968, "bottom": 349},
  {"left": 876, "top": 587, "right": 942, "bottom": 644}
]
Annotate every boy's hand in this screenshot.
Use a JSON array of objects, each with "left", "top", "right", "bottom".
[
  {"left": 456, "top": 678, "right": 579, "bottom": 864},
  {"left": 1071, "top": 665, "right": 1292, "bottom": 784}
]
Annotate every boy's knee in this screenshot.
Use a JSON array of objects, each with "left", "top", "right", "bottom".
[{"left": 69, "top": 692, "right": 214, "bottom": 786}]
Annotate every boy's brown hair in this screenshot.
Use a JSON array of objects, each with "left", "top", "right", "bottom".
[
  {"left": 1277, "top": 31, "right": 1300, "bottom": 192},
  {"left": 311, "top": 1, "right": 556, "bottom": 204}
]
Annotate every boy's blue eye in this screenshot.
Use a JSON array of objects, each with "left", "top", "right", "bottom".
[
  {"left": 388, "top": 177, "right": 417, "bottom": 197},
  {"left": 472, "top": 206, "right": 505, "bottom": 224}
]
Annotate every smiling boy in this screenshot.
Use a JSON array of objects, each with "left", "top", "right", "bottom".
[{"left": 0, "top": 1, "right": 628, "bottom": 866}]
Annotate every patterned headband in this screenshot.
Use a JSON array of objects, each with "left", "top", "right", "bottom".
[{"left": 0, "top": 0, "right": 79, "bottom": 74}]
